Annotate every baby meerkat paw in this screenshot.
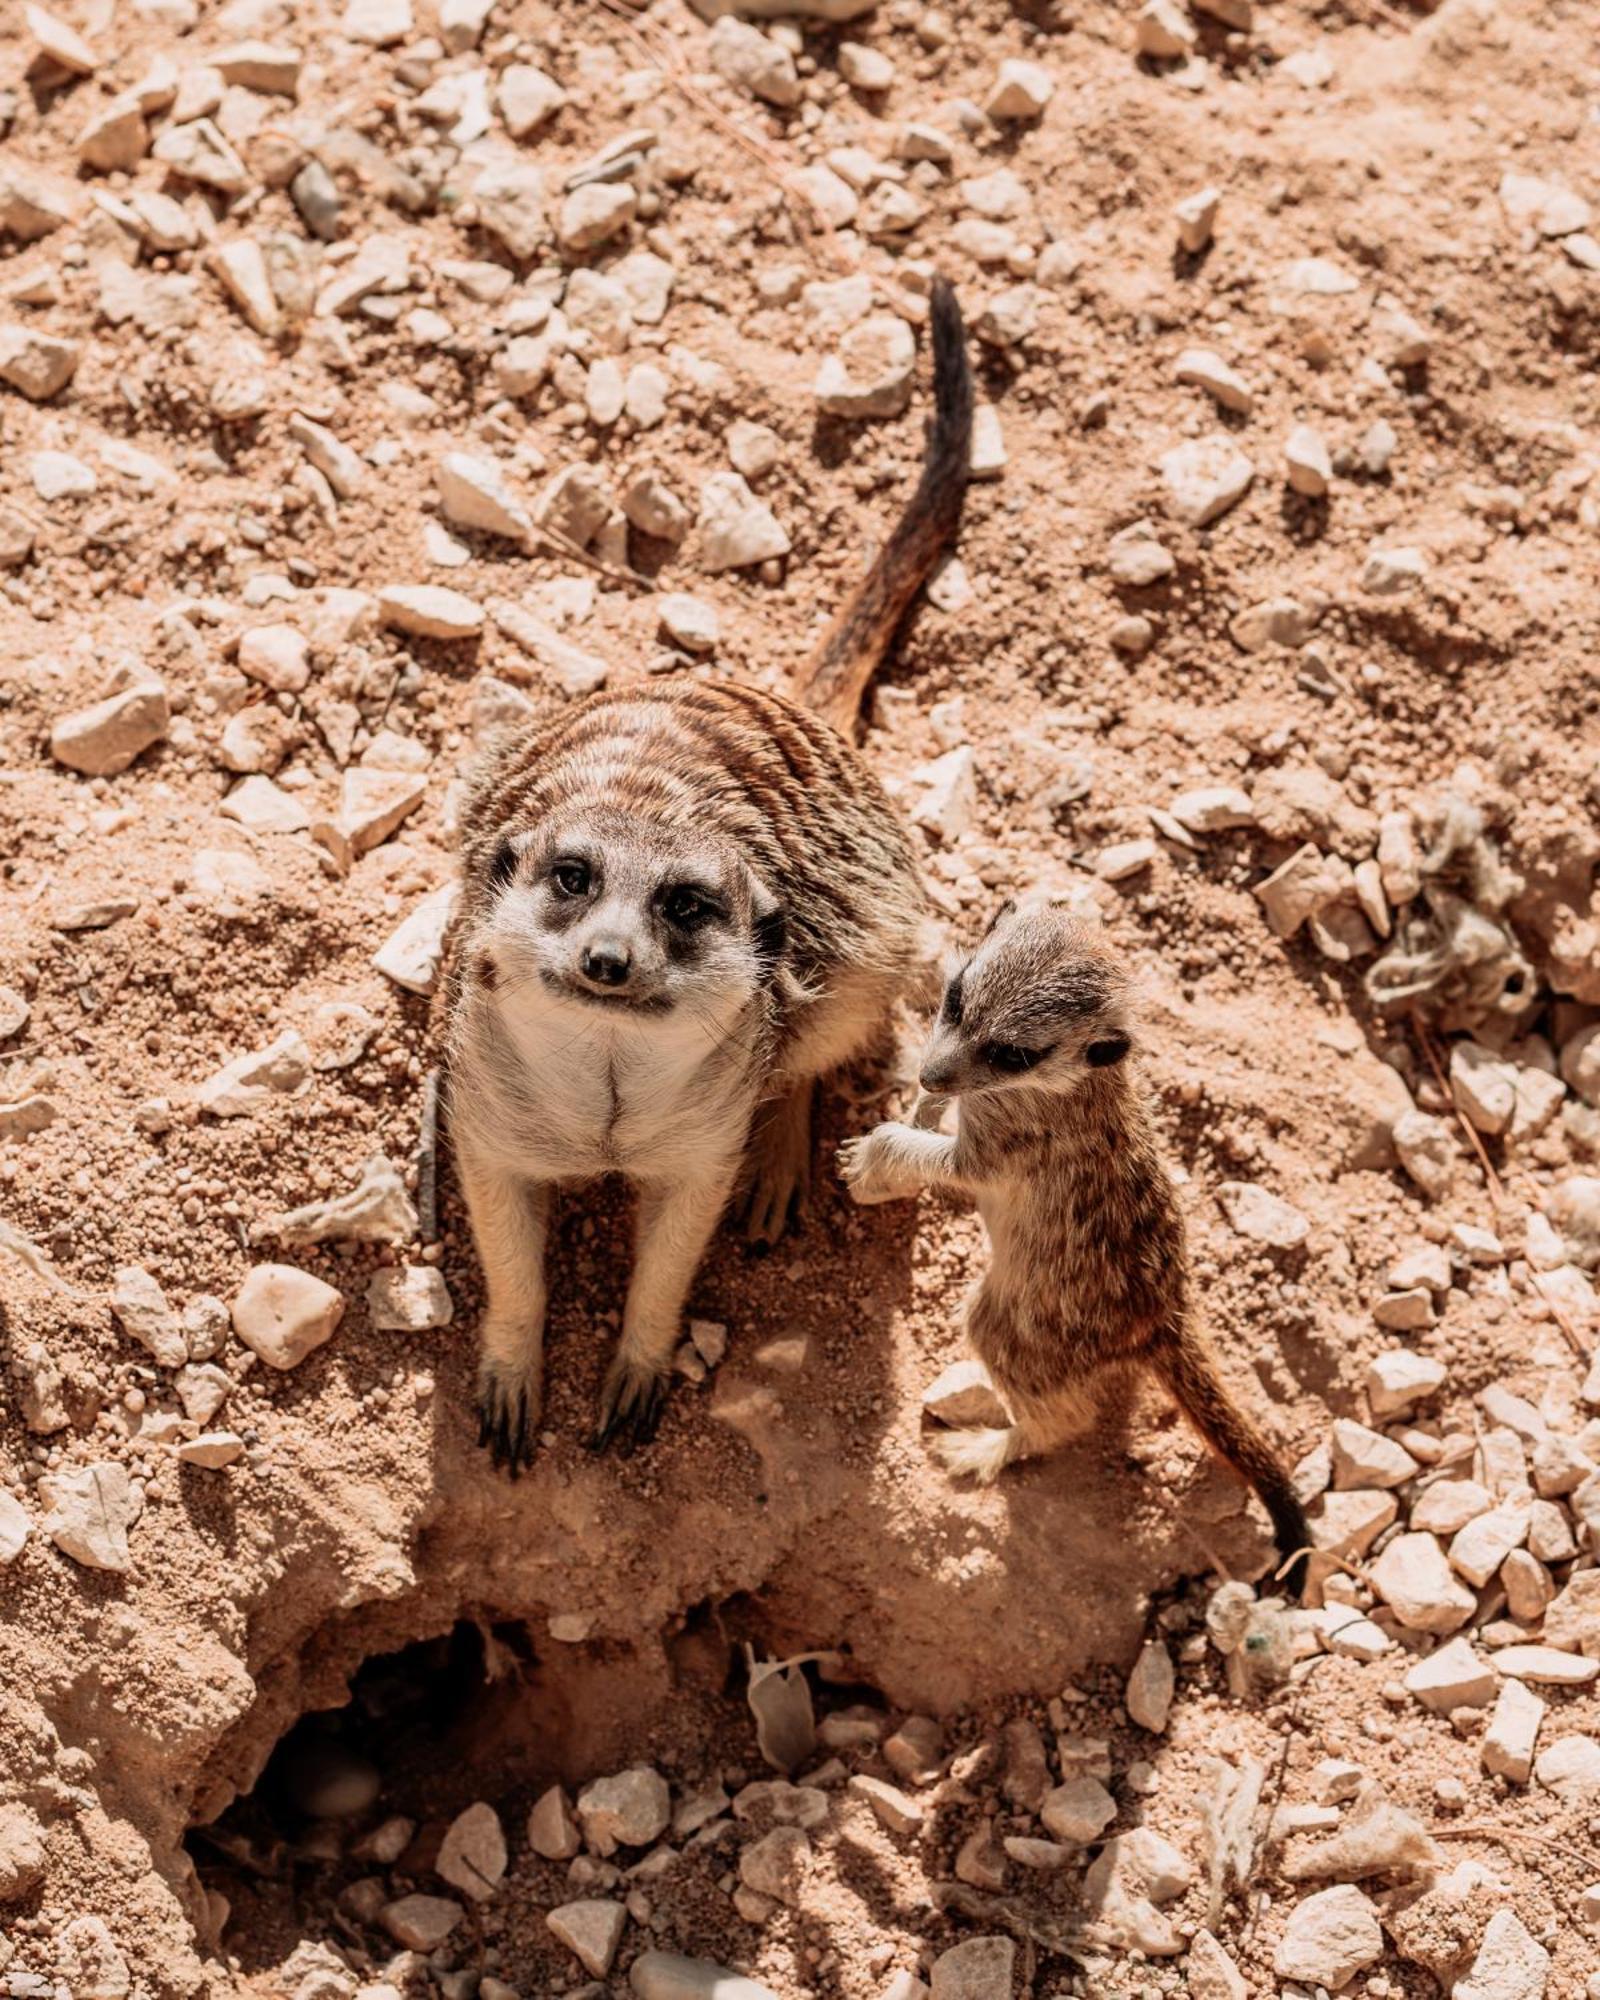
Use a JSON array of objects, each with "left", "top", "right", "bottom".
[
  {"left": 476, "top": 1356, "right": 542, "bottom": 1477},
  {"left": 836, "top": 1127, "right": 901, "bottom": 1205},
  {"left": 590, "top": 1353, "right": 670, "bottom": 1457}
]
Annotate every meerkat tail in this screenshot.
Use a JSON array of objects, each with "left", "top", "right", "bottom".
[
  {"left": 930, "top": 1422, "right": 1023, "bottom": 1485},
  {"left": 1150, "top": 1328, "right": 1311, "bottom": 1596},
  {"left": 796, "top": 276, "right": 974, "bottom": 734}
]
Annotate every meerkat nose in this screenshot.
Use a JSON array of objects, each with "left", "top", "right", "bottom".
[
  {"left": 919, "top": 1061, "right": 956, "bottom": 1094},
  {"left": 581, "top": 943, "right": 631, "bottom": 987}
]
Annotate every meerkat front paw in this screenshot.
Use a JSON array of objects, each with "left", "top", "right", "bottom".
[
  {"left": 836, "top": 1125, "right": 908, "bottom": 1205},
  {"left": 476, "top": 1354, "right": 543, "bottom": 1476},
  {"left": 590, "top": 1353, "right": 670, "bottom": 1456}
]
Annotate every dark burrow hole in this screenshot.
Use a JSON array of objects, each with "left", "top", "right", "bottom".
[{"left": 183, "top": 1602, "right": 886, "bottom": 1989}]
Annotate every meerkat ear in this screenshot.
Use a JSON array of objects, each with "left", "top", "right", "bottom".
[
  {"left": 1086, "top": 1031, "right": 1131, "bottom": 1067},
  {"left": 982, "top": 897, "right": 1018, "bottom": 936},
  {"left": 750, "top": 876, "right": 786, "bottom": 974}
]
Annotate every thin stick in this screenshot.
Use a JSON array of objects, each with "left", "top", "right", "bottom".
[
  {"left": 415, "top": 1067, "right": 442, "bottom": 1245},
  {"left": 1434, "top": 1822, "right": 1600, "bottom": 1873}
]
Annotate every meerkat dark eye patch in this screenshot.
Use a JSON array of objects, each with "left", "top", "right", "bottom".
[
  {"left": 941, "top": 968, "right": 965, "bottom": 1025},
  {"left": 1086, "top": 1032, "right": 1130, "bottom": 1067},
  {"left": 551, "top": 857, "right": 592, "bottom": 898},
  {"left": 661, "top": 883, "right": 724, "bottom": 928},
  {"left": 489, "top": 839, "right": 520, "bottom": 892},
  {"left": 983, "top": 1041, "right": 1049, "bottom": 1074}
]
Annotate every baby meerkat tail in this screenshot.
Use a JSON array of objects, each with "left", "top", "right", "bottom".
[
  {"left": 1150, "top": 1325, "right": 1311, "bottom": 1599},
  {"left": 930, "top": 1422, "right": 1025, "bottom": 1485},
  {"left": 796, "top": 277, "right": 974, "bottom": 734}
]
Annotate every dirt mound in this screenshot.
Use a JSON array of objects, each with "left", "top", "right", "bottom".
[{"left": 2, "top": 0, "right": 1599, "bottom": 1995}]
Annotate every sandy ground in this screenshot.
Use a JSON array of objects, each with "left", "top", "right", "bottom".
[{"left": 2, "top": 0, "right": 1600, "bottom": 1996}]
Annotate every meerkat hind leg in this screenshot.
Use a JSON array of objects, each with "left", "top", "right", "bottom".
[
  {"left": 741, "top": 1082, "right": 813, "bottom": 1246},
  {"left": 931, "top": 1377, "right": 1101, "bottom": 1486}
]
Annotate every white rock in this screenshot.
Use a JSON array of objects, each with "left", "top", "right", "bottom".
[
  {"left": 548, "top": 1899, "right": 627, "bottom": 1977},
  {"left": 908, "top": 745, "right": 977, "bottom": 843},
  {"left": 0, "top": 1492, "right": 30, "bottom": 1565},
  {"left": 1412, "top": 1480, "right": 1494, "bottom": 1536},
  {"left": 1394, "top": 1109, "right": 1454, "bottom": 1199},
  {"left": 1285, "top": 423, "right": 1332, "bottom": 497},
  {"left": 1273, "top": 1885, "right": 1383, "bottom": 1989},
  {"left": 815, "top": 313, "right": 916, "bottom": 419},
  {"left": 1493, "top": 1646, "right": 1599, "bottom": 1688},
  {"left": 1449, "top": 1503, "right": 1530, "bottom": 1587},
  {"left": 198, "top": 1029, "right": 311, "bottom": 1117},
  {"left": 40, "top": 1462, "right": 141, "bottom": 1571},
  {"left": 1125, "top": 1641, "right": 1174, "bottom": 1732},
  {"left": 381, "top": 1895, "right": 463, "bottom": 1951},
  {"left": 110, "top": 1266, "right": 187, "bottom": 1367},
  {"left": 1361, "top": 545, "right": 1428, "bottom": 595},
  {"left": 558, "top": 182, "right": 637, "bottom": 254},
  {"left": 839, "top": 42, "right": 894, "bottom": 90},
  {"left": 1174, "top": 348, "right": 1252, "bottom": 415},
  {"left": 1217, "top": 1181, "right": 1309, "bottom": 1249},
  {"left": 930, "top": 1938, "right": 1016, "bottom": 2000},
  {"left": 496, "top": 60, "right": 565, "bottom": 139},
  {"left": 577, "top": 1768, "right": 671, "bottom": 1855},
  {"left": 258, "top": 1154, "right": 417, "bottom": 1247},
  {"left": 1170, "top": 786, "right": 1254, "bottom": 833},
  {"left": 1451, "top": 1041, "right": 1517, "bottom": 1135},
  {"left": 1185, "top": 1930, "right": 1247, "bottom": 2000},
  {"left": 51, "top": 675, "right": 168, "bottom": 776},
  {"left": 437, "top": 452, "right": 530, "bottom": 541},
  {"left": 1369, "top": 1532, "right": 1477, "bottom": 1633},
  {"left": 1455, "top": 1910, "right": 1549, "bottom": 2000},
  {"left": 1367, "top": 1349, "right": 1447, "bottom": 1418},
  {"left": 1174, "top": 186, "right": 1219, "bottom": 253},
  {"left": 378, "top": 584, "right": 483, "bottom": 639},
  {"left": 985, "top": 57, "right": 1054, "bottom": 119},
  {"left": 1403, "top": 1637, "right": 1497, "bottom": 1713},
  {"left": 740, "top": 1825, "right": 810, "bottom": 1904},
  {"left": 31, "top": 450, "right": 96, "bottom": 500},
  {"left": 629, "top": 1957, "right": 778, "bottom": 2000},
  {"left": 1331, "top": 1419, "right": 1418, "bottom": 1490},
  {"left": 709, "top": 16, "right": 799, "bottom": 107},
  {"left": 1095, "top": 839, "right": 1157, "bottom": 882},
  {"left": 1160, "top": 436, "right": 1253, "bottom": 526},
  {"left": 921, "top": 1358, "right": 1009, "bottom": 1428},
  {"left": 697, "top": 473, "right": 790, "bottom": 571},
  {"left": 237, "top": 623, "right": 310, "bottom": 693},
  {"left": 658, "top": 594, "right": 719, "bottom": 656},
  {"left": 437, "top": 1802, "right": 507, "bottom": 1902},
  {"left": 0, "top": 324, "right": 81, "bottom": 400},
  {"left": 232, "top": 1263, "right": 345, "bottom": 1369},
  {"left": 343, "top": 0, "right": 411, "bottom": 43},
  {"left": 1373, "top": 1288, "right": 1433, "bottom": 1331},
  {"left": 1136, "top": 0, "right": 1196, "bottom": 55},
  {"left": 1108, "top": 522, "right": 1175, "bottom": 586},
  {"left": 368, "top": 1266, "right": 453, "bottom": 1331},
  {"left": 373, "top": 885, "right": 458, "bottom": 996},
  {"left": 1482, "top": 1678, "right": 1544, "bottom": 1785},
  {"left": 28, "top": 3, "right": 98, "bottom": 73},
  {"left": 1040, "top": 1777, "right": 1116, "bottom": 1844},
  {"left": 209, "top": 239, "right": 280, "bottom": 338},
  {"left": 528, "top": 1786, "right": 581, "bottom": 1860},
  {"left": 1500, "top": 171, "right": 1591, "bottom": 238},
  {"left": 473, "top": 162, "right": 550, "bottom": 260},
  {"left": 176, "top": 1431, "right": 246, "bottom": 1469}
]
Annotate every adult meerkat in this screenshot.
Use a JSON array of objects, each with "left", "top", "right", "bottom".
[
  {"left": 839, "top": 897, "right": 1310, "bottom": 1589},
  {"left": 448, "top": 280, "right": 973, "bottom": 1471}
]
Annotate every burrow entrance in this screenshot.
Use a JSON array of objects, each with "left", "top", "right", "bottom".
[{"left": 183, "top": 1599, "right": 903, "bottom": 1998}]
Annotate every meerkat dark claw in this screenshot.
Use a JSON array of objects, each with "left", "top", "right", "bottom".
[
  {"left": 590, "top": 1363, "right": 668, "bottom": 1456},
  {"left": 477, "top": 1372, "right": 535, "bottom": 1477}
]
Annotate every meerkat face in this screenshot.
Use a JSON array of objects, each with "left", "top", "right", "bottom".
[
  {"left": 474, "top": 811, "right": 784, "bottom": 1032},
  {"left": 917, "top": 897, "right": 1133, "bottom": 1099}
]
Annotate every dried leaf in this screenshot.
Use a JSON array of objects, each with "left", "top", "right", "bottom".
[{"left": 744, "top": 1644, "right": 832, "bottom": 1774}]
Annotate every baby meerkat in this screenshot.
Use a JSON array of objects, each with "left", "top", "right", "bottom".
[
  {"left": 839, "top": 896, "right": 1310, "bottom": 1590},
  {"left": 447, "top": 280, "right": 973, "bottom": 1471}
]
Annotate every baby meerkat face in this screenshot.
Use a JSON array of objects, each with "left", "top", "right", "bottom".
[
  {"left": 918, "top": 897, "right": 1133, "bottom": 1099},
  {"left": 475, "top": 811, "right": 784, "bottom": 1030}
]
